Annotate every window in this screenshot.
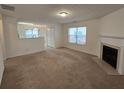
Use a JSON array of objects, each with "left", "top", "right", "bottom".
[
  {"left": 24, "top": 28, "right": 39, "bottom": 38},
  {"left": 17, "top": 22, "right": 42, "bottom": 39},
  {"left": 68, "top": 27, "right": 86, "bottom": 45}
]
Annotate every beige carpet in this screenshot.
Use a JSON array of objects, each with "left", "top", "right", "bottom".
[{"left": 1, "top": 47, "right": 124, "bottom": 89}]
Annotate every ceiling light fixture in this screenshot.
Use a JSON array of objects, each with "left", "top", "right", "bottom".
[{"left": 58, "top": 11, "right": 69, "bottom": 17}]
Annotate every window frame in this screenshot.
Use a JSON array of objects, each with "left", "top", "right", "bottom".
[
  {"left": 68, "top": 26, "right": 87, "bottom": 45},
  {"left": 17, "top": 22, "right": 42, "bottom": 39}
]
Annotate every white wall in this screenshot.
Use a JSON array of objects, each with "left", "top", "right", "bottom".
[
  {"left": 0, "top": 15, "right": 6, "bottom": 60},
  {"left": 62, "top": 19, "right": 100, "bottom": 56},
  {"left": 62, "top": 7, "right": 124, "bottom": 56},
  {"left": 3, "top": 16, "right": 63, "bottom": 58},
  {"left": 54, "top": 23, "right": 63, "bottom": 48},
  {"left": 2, "top": 6, "right": 124, "bottom": 59},
  {"left": 3, "top": 16, "right": 45, "bottom": 58},
  {"left": 0, "top": 14, "right": 4, "bottom": 85},
  {"left": 0, "top": 39, "right": 4, "bottom": 85},
  {"left": 100, "top": 7, "right": 124, "bottom": 37}
]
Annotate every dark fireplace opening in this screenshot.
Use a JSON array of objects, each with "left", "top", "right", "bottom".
[{"left": 102, "top": 45, "right": 118, "bottom": 69}]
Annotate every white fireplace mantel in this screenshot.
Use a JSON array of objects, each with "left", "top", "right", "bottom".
[{"left": 100, "top": 36, "right": 124, "bottom": 75}]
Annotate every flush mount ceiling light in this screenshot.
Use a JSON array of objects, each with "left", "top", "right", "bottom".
[{"left": 58, "top": 11, "right": 69, "bottom": 17}]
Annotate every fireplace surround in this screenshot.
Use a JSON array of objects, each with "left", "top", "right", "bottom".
[{"left": 100, "top": 36, "right": 124, "bottom": 75}]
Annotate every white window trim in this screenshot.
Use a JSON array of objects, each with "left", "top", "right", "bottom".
[{"left": 67, "top": 26, "right": 87, "bottom": 45}]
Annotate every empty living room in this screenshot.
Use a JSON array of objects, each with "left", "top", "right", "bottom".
[{"left": 1, "top": 0, "right": 124, "bottom": 92}]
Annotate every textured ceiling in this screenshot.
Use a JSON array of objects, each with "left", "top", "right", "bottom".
[{"left": 0, "top": 4, "right": 124, "bottom": 23}]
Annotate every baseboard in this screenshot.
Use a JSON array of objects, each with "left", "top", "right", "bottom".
[
  {"left": 63, "top": 46, "right": 98, "bottom": 57},
  {"left": 6, "top": 49, "right": 46, "bottom": 59}
]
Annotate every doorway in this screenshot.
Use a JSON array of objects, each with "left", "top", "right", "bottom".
[{"left": 45, "top": 26, "right": 55, "bottom": 49}]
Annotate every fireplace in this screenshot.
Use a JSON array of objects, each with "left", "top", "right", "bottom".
[
  {"left": 100, "top": 36, "right": 124, "bottom": 74},
  {"left": 102, "top": 45, "right": 118, "bottom": 69}
]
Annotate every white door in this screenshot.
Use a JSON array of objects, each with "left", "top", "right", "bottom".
[{"left": 46, "top": 27, "right": 55, "bottom": 48}]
